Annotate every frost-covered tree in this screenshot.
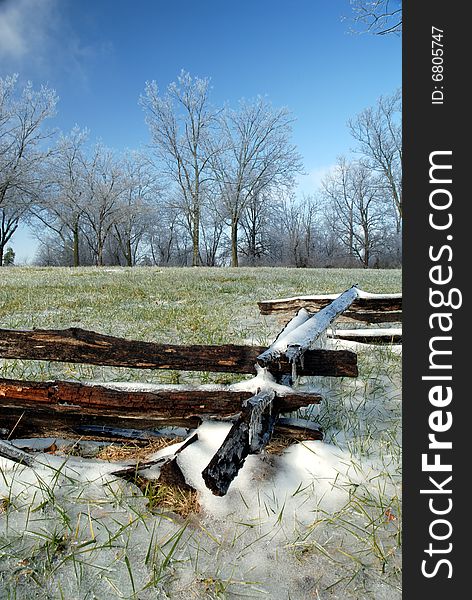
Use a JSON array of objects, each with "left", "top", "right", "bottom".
[
  {"left": 111, "top": 151, "right": 162, "bottom": 266},
  {"left": 30, "top": 126, "right": 88, "bottom": 267},
  {"left": 348, "top": 89, "right": 402, "bottom": 231},
  {"left": 322, "top": 158, "right": 388, "bottom": 267},
  {"left": 141, "top": 71, "right": 217, "bottom": 266},
  {"left": 239, "top": 191, "right": 273, "bottom": 265},
  {"left": 210, "top": 97, "right": 303, "bottom": 267},
  {"left": 200, "top": 193, "right": 227, "bottom": 266},
  {"left": 80, "top": 144, "right": 127, "bottom": 266},
  {"left": 0, "top": 74, "right": 57, "bottom": 265},
  {"left": 275, "top": 193, "right": 321, "bottom": 267},
  {"left": 348, "top": 0, "right": 402, "bottom": 36},
  {"left": 145, "top": 203, "right": 191, "bottom": 266}
]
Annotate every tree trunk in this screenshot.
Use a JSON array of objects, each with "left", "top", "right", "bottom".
[
  {"left": 363, "top": 225, "right": 370, "bottom": 268},
  {"left": 97, "top": 239, "right": 104, "bottom": 266},
  {"left": 192, "top": 204, "right": 200, "bottom": 266},
  {"left": 73, "top": 219, "right": 80, "bottom": 267},
  {"left": 126, "top": 237, "right": 133, "bottom": 267},
  {"left": 231, "top": 217, "right": 239, "bottom": 267}
]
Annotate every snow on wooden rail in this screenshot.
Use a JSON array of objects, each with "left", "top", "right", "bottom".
[
  {"left": 201, "top": 287, "right": 362, "bottom": 495},
  {"left": 329, "top": 327, "right": 402, "bottom": 344},
  {"left": 202, "top": 389, "right": 277, "bottom": 496},
  {"left": 258, "top": 288, "right": 402, "bottom": 322},
  {"left": 258, "top": 285, "right": 360, "bottom": 369}
]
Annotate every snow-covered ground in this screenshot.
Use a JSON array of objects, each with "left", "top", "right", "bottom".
[
  {"left": 0, "top": 346, "right": 401, "bottom": 599},
  {"left": 0, "top": 267, "right": 402, "bottom": 599}
]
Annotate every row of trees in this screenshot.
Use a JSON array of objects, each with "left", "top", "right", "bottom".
[{"left": 1, "top": 72, "right": 401, "bottom": 268}]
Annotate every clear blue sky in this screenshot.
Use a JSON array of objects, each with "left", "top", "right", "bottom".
[{"left": 0, "top": 0, "right": 401, "bottom": 263}]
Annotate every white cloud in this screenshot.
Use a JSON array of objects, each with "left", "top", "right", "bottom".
[
  {"left": 0, "top": 2, "right": 26, "bottom": 59},
  {"left": 0, "top": 0, "right": 111, "bottom": 85},
  {"left": 0, "top": 0, "right": 58, "bottom": 62}
]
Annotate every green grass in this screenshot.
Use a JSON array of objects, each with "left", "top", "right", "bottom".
[
  {"left": 0, "top": 266, "right": 402, "bottom": 599},
  {"left": 0, "top": 266, "right": 401, "bottom": 384}
]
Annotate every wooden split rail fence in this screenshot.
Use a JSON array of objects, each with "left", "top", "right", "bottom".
[
  {"left": 0, "top": 285, "right": 401, "bottom": 496},
  {"left": 258, "top": 288, "right": 402, "bottom": 344}
]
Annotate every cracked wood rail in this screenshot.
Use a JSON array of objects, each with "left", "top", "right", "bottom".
[
  {"left": 0, "top": 377, "right": 321, "bottom": 438},
  {"left": 0, "top": 327, "right": 357, "bottom": 377}
]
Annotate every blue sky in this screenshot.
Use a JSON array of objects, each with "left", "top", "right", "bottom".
[{"left": 0, "top": 0, "right": 401, "bottom": 263}]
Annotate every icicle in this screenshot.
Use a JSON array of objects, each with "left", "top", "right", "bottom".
[{"left": 248, "top": 396, "right": 271, "bottom": 448}]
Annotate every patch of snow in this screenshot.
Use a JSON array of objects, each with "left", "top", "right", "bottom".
[
  {"left": 330, "top": 327, "right": 402, "bottom": 338},
  {"left": 261, "top": 288, "right": 401, "bottom": 303},
  {"left": 230, "top": 365, "right": 294, "bottom": 396}
]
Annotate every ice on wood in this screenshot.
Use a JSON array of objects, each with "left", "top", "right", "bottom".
[
  {"left": 272, "top": 307, "right": 311, "bottom": 344},
  {"left": 244, "top": 389, "right": 275, "bottom": 452},
  {"left": 258, "top": 286, "right": 359, "bottom": 367}
]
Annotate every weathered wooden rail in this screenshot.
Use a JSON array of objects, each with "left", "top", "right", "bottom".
[
  {"left": 258, "top": 288, "right": 402, "bottom": 344},
  {"left": 0, "top": 285, "right": 368, "bottom": 496},
  {"left": 0, "top": 378, "right": 321, "bottom": 437},
  {"left": 0, "top": 327, "right": 358, "bottom": 377}
]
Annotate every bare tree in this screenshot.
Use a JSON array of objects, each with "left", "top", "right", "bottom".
[
  {"left": 141, "top": 71, "right": 217, "bottom": 266},
  {"left": 0, "top": 74, "right": 57, "bottom": 265},
  {"left": 80, "top": 144, "right": 126, "bottom": 266},
  {"left": 30, "top": 126, "right": 88, "bottom": 266},
  {"left": 200, "top": 194, "right": 227, "bottom": 266},
  {"left": 348, "top": 0, "right": 402, "bottom": 36},
  {"left": 322, "top": 157, "right": 356, "bottom": 264},
  {"left": 111, "top": 151, "right": 162, "bottom": 266},
  {"left": 211, "top": 97, "right": 303, "bottom": 267},
  {"left": 322, "top": 158, "right": 387, "bottom": 267},
  {"left": 0, "top": 202, "right": 22, "bottom": 266},
  {"left": 271, "top": 192, "right": 320, "bottom": 267},
  {"left": 239, "top": 191, "right": 273, "bottom": 265},
  {"left": 348, "top": 89, "right": 402, "bottom": 231}
]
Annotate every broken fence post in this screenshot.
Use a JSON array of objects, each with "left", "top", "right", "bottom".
[{"left": 201, "top": 389, "right": 277, "bottom": 496}]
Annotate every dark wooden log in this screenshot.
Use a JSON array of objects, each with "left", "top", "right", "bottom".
[
  {"left": 264, "top": 349, "right": 358, "bottom": 378},
  {"left": 0, "top": 410, "right": 324, "bottom": 444},
  {"left": 202, "top": 389, "right": 282, "bottom": 496},
  {"left": 275, "top": 417, "right": 323, "bottom": 441},
  {"left": 0, "top": 327, "right": 261, "bottom": 373},
  {"left": 202, "top": 415, "right": 251, "bottom": 496},
  {"left": 258, "top": 291, "right": 402, "bottom": 322},
  {"left": 64, "top": 424, "right": 190, "bottom": 441},
  {"left": 0, "top": 378, "right": 318, "bottom": 417},
  {"left": 0, "top": 404, "right": 202, "bottom": 438},
  {"left": 258, "top": 286, "right": 360, "bottom": 368},
  {"left": 0, "top": 327, "right": 356, "bottom": 377},
  {"left": 0, "top": 378, "right": 321, "bottom": 440}
]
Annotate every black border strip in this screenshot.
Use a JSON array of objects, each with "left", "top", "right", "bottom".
[{"left": 403, "top": 2, "right": 467, "bottom": 595}]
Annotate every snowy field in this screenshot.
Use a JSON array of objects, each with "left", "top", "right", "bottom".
[{"left": 0, "top": 267, "right": 401, "bottom": 599}]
